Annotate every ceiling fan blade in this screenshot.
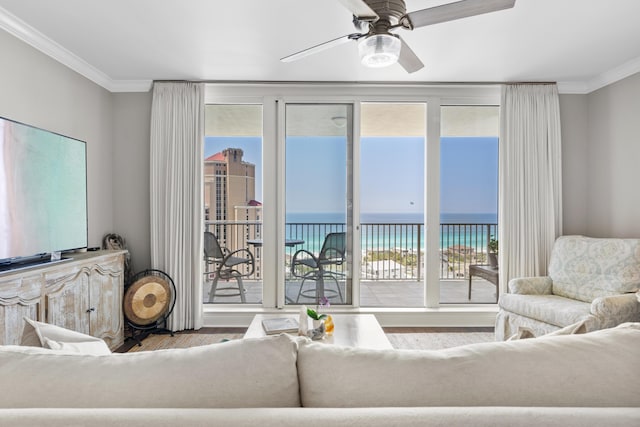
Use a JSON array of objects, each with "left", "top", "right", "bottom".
[
  {"left": 336, "top": 0, "right": 379, "bottom": 21},
  {"left": 397, "top": 36, "right": 424, "bottom": 74},
  {"left": 406, "top": 0, "right": 515, "bottom": 29},
  {"left": 280, "top": 34, "right": 359, "bottom": 63}
]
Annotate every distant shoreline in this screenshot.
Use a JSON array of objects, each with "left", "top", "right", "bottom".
[
  {"left": 286, "top": 212, "right": 498, "bottom": 224},
  {"left": 283, "top": 213, "right": 497, "bottom": 255}
]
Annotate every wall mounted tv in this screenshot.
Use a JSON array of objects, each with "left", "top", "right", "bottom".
[{"left": 0, "top": 116, "right": 87, "bottom": 271}]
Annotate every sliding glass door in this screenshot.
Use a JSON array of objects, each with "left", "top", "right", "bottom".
[
  {"left": 439, "top": 106, "right": 499, "bottom": 304},
  {"left": 203, "top": 104, "right": 263, "bottom": 304},
  {"left": 283, "top": 104, "right": 353, "bottom": 306},
  {"left": 359, "top": 102, "right": 426, "bottom": 307}
]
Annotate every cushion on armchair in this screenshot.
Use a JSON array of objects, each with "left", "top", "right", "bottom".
[
  {"left": 591, "top": 293, "right": 640, "bottom": 327},
  {"left": 499, "top": 294, "right": 594, "bottom": 328},
  {"left": 508, "top": 276, "right": 553, "bottom": 295},
  {"left": 549, "top": 236, "right": 640, "bottom": 302}
]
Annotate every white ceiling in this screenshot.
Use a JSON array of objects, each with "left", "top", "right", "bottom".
[{"left": 1, "top": 0, "right": 639, "bottom": 93}]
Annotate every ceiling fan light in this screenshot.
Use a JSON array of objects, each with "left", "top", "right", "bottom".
[{"left": 358, "top": 34, "right": 401, "bottom": 68}]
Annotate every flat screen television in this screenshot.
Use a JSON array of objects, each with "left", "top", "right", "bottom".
[{"left": 0, "top": 116, "right": 87, "bottom": 271}]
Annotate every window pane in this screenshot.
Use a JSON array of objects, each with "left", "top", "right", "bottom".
[
  {"left": 204, "top": 104, "right": 263, "bottom": 304},
  {"left": 439, "top": 106, "right": 499, "bottom": 304},
  {"left": 285, "top": 104, "right": 352, "bottom": 306},
  {"left": 359, "top": 103, "right": 426, "bottom": 307}
]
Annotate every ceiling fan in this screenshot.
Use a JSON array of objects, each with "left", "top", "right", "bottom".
[{"left": 281, "top": 0, "right": 516, "bottom": 73}]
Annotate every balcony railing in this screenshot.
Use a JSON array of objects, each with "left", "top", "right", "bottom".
[{"left": 205, "top": 221, "right": 497, "bottom": 281}]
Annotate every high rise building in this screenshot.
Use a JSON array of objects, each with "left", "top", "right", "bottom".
[{"left": 204, "top": 148, "right": 262, "bottom": 262}]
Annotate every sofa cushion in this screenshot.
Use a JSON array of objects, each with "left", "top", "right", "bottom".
[
  {"left": 22, "top": 317, "right": 111, "bottom": 354},
  {"left": 499, "top": 293, "right": 592, "bottom": 327},
  {"left": 549, "top": 236, "right": 640, "bottom": 302},
  {"left": 0, "top": 345, "right": 69, "bottom": 355},
  {"left": 297, "top": 323, "right": 640, "bottom": 408},
  {"left": 0, "top": 334, "right": 301, "bottom": 409}
]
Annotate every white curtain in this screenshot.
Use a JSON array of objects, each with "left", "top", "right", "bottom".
[
  {"left": 150, "top": 82, "right": 204, "bottom": 331},
  {"left": 499, "top": 84, "right": 563, "bottom": 292}
]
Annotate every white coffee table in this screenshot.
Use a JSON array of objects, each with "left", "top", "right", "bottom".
[{"left": 244, "top": 314, "right": 393, "bottom": 350}]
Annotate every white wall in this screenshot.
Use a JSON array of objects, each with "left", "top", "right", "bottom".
[
  {"left": 585, "top": 72, "right": 640, "bottom": 238},
  {"left": 559, "top": 72, "right": 640, "bottom": 238},
  {"left": 0, "top": 30, "right": 115, "bottom": 248},
  {"left": 112, "top": 92, "right": 152, "bottom": 272},
  {"left": 559, "top": 94, "right": 589, "bottom": 235},
  {"left": 560, "top": 72, "right": 640, "bottom": 238}
]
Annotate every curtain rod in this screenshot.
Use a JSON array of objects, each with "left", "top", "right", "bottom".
[
  {"left": 504, "top": 82, "right": 558, "bottom": 85},
  {"left": 153, "top": 79, "right": 557, "bottom": 86}
]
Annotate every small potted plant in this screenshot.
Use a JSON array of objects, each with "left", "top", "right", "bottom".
[
  {"left": 306, "top": 307, "right": 327, "bottom": 340},
  {"left": 306, "top": 306, "right": 327, "bottom": 325},
  {"left": 488, "top": 237, "right": 498, "bottom": 268}
]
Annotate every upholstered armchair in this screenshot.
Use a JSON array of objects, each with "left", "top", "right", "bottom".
[{"left": 496, "top": 235, "right": 640, "bottom": 340}]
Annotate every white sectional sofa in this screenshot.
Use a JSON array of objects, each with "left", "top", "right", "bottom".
[{"left": 1, "top": 324, "right": 639, "bottom": 426}]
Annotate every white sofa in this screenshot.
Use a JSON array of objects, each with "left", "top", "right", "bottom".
[{"left": 1, "top": 324, "right": 639, "bottom": 426}]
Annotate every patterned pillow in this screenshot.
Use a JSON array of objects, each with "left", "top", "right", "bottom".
[{"left": 550, "top": 236, "right": 640, "bottom": 302}]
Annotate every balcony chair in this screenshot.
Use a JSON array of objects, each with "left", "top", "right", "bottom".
[
  {"left": 291, "top": 232, "right": 346, "bottom": 304},
  {"left": 495, "top": 235, "right": 640, "bottom": 340},
  {"left": 204, "top": 231, "right": 255, "bottom": 303}
]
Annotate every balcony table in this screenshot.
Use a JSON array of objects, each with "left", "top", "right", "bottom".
[
  {"left": 468, "top": 264, "right": 499, "bottom": 302},
  {"left": 247, "top": 239, "right": 304, "bottom": 247}
]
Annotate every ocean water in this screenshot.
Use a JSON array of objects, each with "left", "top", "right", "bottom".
[
  {"left": 286, "top": 212, "right": 496, "bottom": 224},
  {"left": 285, "top": 212, "right": 497, "bottom": 252}
]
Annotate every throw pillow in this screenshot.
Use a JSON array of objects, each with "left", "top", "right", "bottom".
[
  {"left": 544, "top": 319, "right": 588, "bottom": 336},
  {"left": 42, "top": 337, "right": 111, "bottom": 355},
  {"left": 20, "top": 319, "right": 42, "bottom": 347},
  {"left": 506, "top": 320, "right": 588, "bottom": 341},
  {"left": 22, "top": 317, "right": 111, "bottom": 355},
  {"left": 507, "top": 326, "right": 536, "bottom": 340}
]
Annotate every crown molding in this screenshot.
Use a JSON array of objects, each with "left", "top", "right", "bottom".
[
  {"left": 584, "top": 55, "right": 640, "bottom": 94},
  {"left": 0, "top": 6, "right": 118, "bottom": 91},
  {"left": 107, "top": 79, "right": 153, "bottom": 93},
  {"left": 0, "top": 6, "right": 152, "bottom": 93},
  {"left": 556, "top": 81, "right": 589, "bottom": 94},
  {"left": 557, "top": 55, "right": 640, "bottom": 94},
  {"left": 1, "top": 5, "right": 638, "bottom": 95}
]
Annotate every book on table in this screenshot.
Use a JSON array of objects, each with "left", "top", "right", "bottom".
[{"left": 261, "top": 317, "right": 299, "bottom": 335}]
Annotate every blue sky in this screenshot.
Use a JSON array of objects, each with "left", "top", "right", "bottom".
[
  {"left": 205, "top": 136, "right": 498, "bottom": 215},
  {"left": 440, "top": 136, "right": 498, "bottom": 214}
]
